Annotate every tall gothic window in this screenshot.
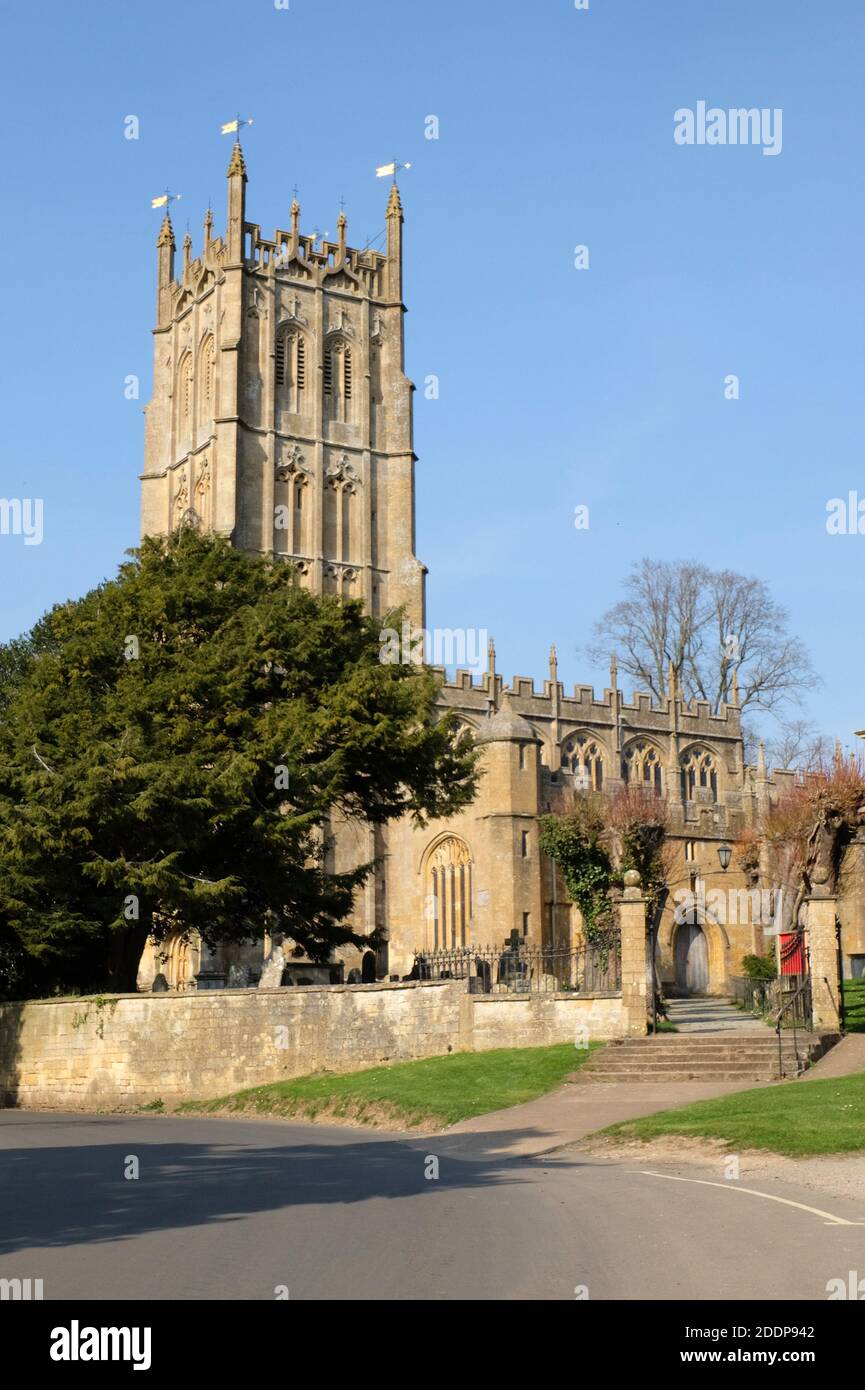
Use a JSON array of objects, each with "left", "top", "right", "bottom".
[
  {"left": 560, "top": 734, "right": 604, "bottom": 790},
  {"left": 197, "top": 335, "right": 215, "bottom": 430},
  {"left": 425, "top": 836, "right": 473, "bottom": 951},
  {"left": 178, "top": 353, "right": 193, "bottom": 438},
  {"left": 680, "top": 747, "right": 718, "bottom": 802},
  {"left": 623, "top": 740, "right": 663, "bottom": 795}
]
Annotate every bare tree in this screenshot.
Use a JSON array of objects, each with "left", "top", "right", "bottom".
[
  {"left": 588, "top": 558, "right": 817, "bottom": 715},
  {"left": 765, "top": 718, "right": 833, "bottom": 771}
]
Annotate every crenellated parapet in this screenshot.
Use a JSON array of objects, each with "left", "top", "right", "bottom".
[{"left": 431, "top": 642, "right": 747, "bottom": 833}]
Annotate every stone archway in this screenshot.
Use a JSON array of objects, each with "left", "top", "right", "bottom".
[{"left": 661, "top": 908, "right": 729, "bottom": 997}]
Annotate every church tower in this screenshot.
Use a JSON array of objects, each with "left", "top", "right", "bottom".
[{"left": 140, "top": 142, "right": 425, "bottom": 626}]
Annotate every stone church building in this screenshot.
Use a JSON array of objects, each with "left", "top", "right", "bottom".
[{"left": 136, "top": 143, "right": 865, "bottom": 999}]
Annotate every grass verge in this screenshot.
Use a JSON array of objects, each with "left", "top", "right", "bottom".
[
  {"left": 177, "top": 1042, "right": 596, "bottom": 1130},
  {"left": 601, "top": 1070, "right": 865, "bottom": 1157},
  {"left": 843, "top": 979, "right": 865, "bottom": 1033}
]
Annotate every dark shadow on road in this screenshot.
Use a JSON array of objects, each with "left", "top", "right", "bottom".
[{"left": 0, "top": 1115, "right": 591, "bottom": 1255}]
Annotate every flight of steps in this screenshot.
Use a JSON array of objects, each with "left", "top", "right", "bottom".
[{"left": 573, "top": 1033, "right": 827, "bottom": 1084}]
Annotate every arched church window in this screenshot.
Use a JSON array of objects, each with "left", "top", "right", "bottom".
[
  {"left": 623, "top": 740, "right": 663, "bottom": 795},
  {"left": 425, "top": 835, "right": 473, "bottom": 951},
  {"left": 680, "top": 747, "right": 718, "bottom": 803},
  {"left": 560, "top": 734, "right": 604, "bottom": 790}
]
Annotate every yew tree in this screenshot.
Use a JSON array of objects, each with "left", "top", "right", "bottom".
[{"left": 0, "top": 531, "right": 478, "bottom": 997}]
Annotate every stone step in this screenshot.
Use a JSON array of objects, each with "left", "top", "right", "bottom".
[
  {"left": 597, "top": 1044, "right": 804, "bottom": 1058},
  {"left": 582, "top": 1059, "right": 795, "bottom": 1075},
  {"left": 601, "top": 1040, "right": 811, "bottom": 1051},
  {"left": 572, "top": 1068, "right": 793, "bottom": 1084}
]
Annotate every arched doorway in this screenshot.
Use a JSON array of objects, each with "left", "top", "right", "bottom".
[{"left": 675, "top": 924, "right": 709, "bottom": 994}]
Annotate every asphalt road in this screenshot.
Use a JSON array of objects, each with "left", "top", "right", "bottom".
[{"left": 1, "top": 1112, "right": 863, "bottom": 1301}]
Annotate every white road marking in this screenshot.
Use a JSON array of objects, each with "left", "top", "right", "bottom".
[{"left": 640, "top": 1171, "right": 865, "bottom": 1226}]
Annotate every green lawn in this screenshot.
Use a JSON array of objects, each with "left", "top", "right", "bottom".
[
  {"left": 601, "top": 1070, "right": 865, "bottom": 1157},
  {"left": 843, "top": 978, "right": 865, "bottom": 1033},
  {"left": 177, "top": 1042, "right": 596, "bottom": 1130}
]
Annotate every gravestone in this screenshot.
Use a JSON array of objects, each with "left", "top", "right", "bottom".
[{"left": 258, "top": 941, "right": 286, "bottom": 989}]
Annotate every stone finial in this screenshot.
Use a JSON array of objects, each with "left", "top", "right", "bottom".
[
  {"left": 623, "top": 869, "right": 641, "bottom": 889},
  {"left": 337, "top": 207, "right": 347, "bottom": 256},
  {"left": 227, "top": 139, "right": 247, "bottom": 179},
  {"left": 487, "top": 637, "right": 496, "bottom": 678},
  {"left": 157, "top": 212, "right": 175, "bottom": 249},
  {"left": 182, "top": 230, "right": 192, "bottom": 273},
  {"left": 757, "top": 740, "right": 767, "bottom": 777},
  {"left": 386, "top": 180, "right": 403, "bottom": 218},
  {"left": 610, "top": 651, "right": 618, "bottom": 690},
  {"left": 204, "top": 205, "right": 213, "bottom": 248},
  {"left": 731, "top": 668, "right": 739, "bottom": 707},
  {"left": 549, "top": 644, "right": 558, "bottom": 683}
]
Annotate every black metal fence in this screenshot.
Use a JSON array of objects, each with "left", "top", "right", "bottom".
[
  {"left": 413, "top": 935, "right": 621, "bottom": 995},
  {"left": 731, "top": 974, "right": 813, "bottom": 1030}
]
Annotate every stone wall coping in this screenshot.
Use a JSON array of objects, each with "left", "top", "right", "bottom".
[
  {"left": 0, "top": 979, "right": 456, "bottom": 1009},
  {"left": 472, "top": 990, "right": 622, "bottom": 1003}
]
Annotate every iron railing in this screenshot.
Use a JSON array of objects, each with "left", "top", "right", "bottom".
[
  {"left": 413, "top": 935, "right": 621, "bottom": 995},
  {"left": 732, "top": 974, "right": 813, "bottom": 1031},
  {"left": 775, "top": 976, "right": 813, "bottom": 1077}
]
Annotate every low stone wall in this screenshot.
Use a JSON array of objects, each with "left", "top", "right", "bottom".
[
  {"left": 0, "top": 981, "right": 624, "bottom": 1110},
  {"left": 470, "top": 992, "right": 623, "bottom": 1050}
]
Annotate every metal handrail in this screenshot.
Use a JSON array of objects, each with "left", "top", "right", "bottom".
[{"left": 774, "top": 977, "right": 812, "bottom": 1079}]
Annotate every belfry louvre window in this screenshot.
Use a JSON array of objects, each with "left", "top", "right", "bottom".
[
  {"left": 323, "top": 350, "right": 333, "bottom": 394},
  {"left": 344, "top": 347, "right": 352, "bottom": 399},
  {"left": 276, "top": 331, "right": 306, "bottom": 411}
]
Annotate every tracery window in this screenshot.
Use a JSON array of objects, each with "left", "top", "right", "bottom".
[
  {"left": 425, "top": 836, "right": 473, "bottom": 950},
  {"left": 623, "top": 740, "right": 663, "bottom": 795},
  {"left": 681, "top": 747, "right": 718, "bottom": 802},
  {"left": 560, "top": 734, "right": 604, "bottom": 790}
]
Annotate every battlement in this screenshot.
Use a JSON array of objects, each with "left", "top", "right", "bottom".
[{"left": 431, "top": 663, "right": 743, "bottom": 738}]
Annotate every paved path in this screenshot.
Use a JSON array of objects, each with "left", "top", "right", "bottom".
[
  {"left": 2, "top": 1111, "right": 863, "bottom": 1301},
  {"left": 665, "top": 997, "right": 771, "bottom": 1033},
  {"left": 799, "top": 1032, "right": 865, "bottom": 1080},
  {"left": 449, "top": 1078, "right": 761, "bottom": 1155}
]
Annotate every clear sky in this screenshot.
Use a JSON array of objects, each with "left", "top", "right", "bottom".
[{"left": 1, "top": 0, "right": 863, "bottom": 746}]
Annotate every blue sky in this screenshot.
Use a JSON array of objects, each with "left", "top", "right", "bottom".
[{"left": 1, "top": 0, "right": 863, "bottom": 744}]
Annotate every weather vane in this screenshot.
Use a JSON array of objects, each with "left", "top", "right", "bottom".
[
  {"left": 221, "top": 114, "right": 254, "bottom": 137},
  {"left": 375, "top": 158, "right": 412, "bottom": 182},
  {"left": 151, "top": 188, "right": 181, "bottom": 211}
]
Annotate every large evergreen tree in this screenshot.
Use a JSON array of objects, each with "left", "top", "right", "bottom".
[{"left": 0, "top": 531, "right": 478, "bottom": 997}]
